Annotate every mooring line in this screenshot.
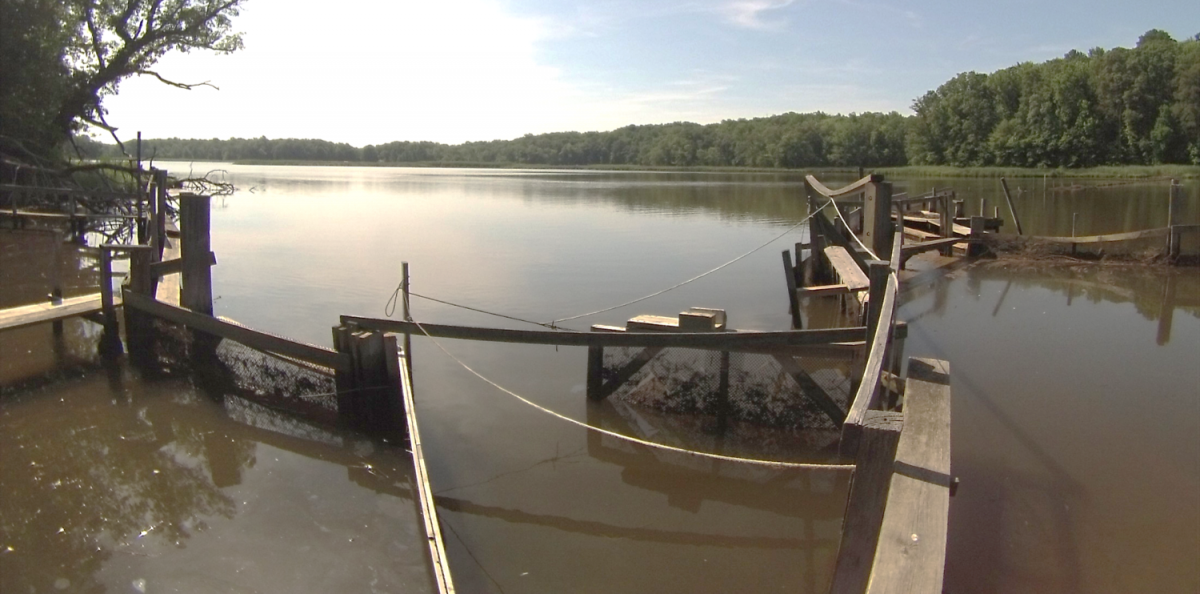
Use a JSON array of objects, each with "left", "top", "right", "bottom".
[
  {"left": 548, "top": 200, "right": 834, "bottom": 326},
  {"left": 409, "top": 318, "right": 855, "bottom": 471}
]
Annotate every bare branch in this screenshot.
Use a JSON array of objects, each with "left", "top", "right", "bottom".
[{"left": 136, "top": 69, "right": 219, "bottom": 90}]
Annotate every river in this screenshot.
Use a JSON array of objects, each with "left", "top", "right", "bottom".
[{"left": 1, "top": 165, "right": 1197, "bottom": 593}]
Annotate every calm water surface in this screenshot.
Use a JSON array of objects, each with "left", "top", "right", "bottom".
[{"left": 2, "top": 165, "right": 1197, "bottom": 593}]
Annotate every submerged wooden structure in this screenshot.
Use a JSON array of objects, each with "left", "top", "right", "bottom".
[{"left": 1, "top": 173, "right": 966, "bottom": 594}]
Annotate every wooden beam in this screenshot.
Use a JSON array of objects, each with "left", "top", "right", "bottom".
[
  {"left": 179, "top": 194, "right": 213, "bottom": 315},
  {"left": 398, "top": 348, "right": 457, "bottom": 594},
  {"left": 840, "top": 274, "right": 897, "bottom": 458},
  {"left": 807, "top": 174, "right": 883, "bottom": 199},
  {"left": 798, "top": 283, "right": 851, "bottom": 298},
  {"left": 998, "top": 227, "right": 1169, "bottom": 244},
  {"left": 830, "top": 410, "right": 904, "bottom": 594},
  {"left": 999, "top": 178, "right": 1024, "bottom": 235},
  {"left": 772, "top": 354, "right": 844, "bottom": 427},
  {"left": 866, "top": 358, "right": 952, "bottom": 594},
  {"left": 340, "top": 316, "right": 873, "bottom": 349},
  {"left": 0, "top": 294, "right": 113, "bottom": 332},
  {"left": 122, "top": 290, "right": 350, "bottom": 371},
  {"left": 824, "top": 246, "right": 870, "bottom": 292}
]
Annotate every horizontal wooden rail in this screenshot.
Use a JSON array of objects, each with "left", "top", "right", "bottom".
[
  {"left": 807, "top": 174, "right": 882, "bottom": 199},
  {"left": 340, "top": 316, "right": 872, "bottom": 349},
  {"left": 899, "top": 237, "right": 974, "bottom": 257},
  {"left": 123, "top": 290, "right": 351, "bottom": 371}
]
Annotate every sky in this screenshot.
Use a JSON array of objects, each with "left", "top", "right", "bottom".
[{"left": 102, "top": 0, "right": 1200, "bottom": 146}]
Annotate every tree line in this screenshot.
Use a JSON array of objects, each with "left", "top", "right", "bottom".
[{"left": 69, "top": 30, "right": 1200, "bottom": 169}]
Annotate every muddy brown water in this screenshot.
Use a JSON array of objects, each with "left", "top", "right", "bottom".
[{"left": 2, "top": 166, "right": 1197, "bottom": 593}]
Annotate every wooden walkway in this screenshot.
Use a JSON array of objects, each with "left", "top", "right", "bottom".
[{"left": 0, "top": 293, "right": 114, "bottom": 332}]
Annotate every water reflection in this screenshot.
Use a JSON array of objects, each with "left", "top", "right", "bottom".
[{"left": 0, "top": 364, "right": 436, "bottom": 593}]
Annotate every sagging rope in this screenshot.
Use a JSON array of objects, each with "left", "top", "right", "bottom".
[
  {"left": 548, "top": 200, "right": 834, "bottom": 326},
  {"left": 408, "top": 317, "right": 855, "bottom": 471},
  {"left": 384, "top": 199, "right": 834, "bottom": 330}
]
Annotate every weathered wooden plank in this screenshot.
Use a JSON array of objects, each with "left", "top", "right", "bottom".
[
  {"left": 398, "top": 348, "right": 456, "bottom": 594},
  {"left": 179, "top": 194, "right": 213, "bottom": 315},
  {"left": 0, "top": 294, "right": 113, "bottom": 332},
  {"left": 783, "top": 250, "right": 801, "bottom": 328},
  {"left": 830, "top": 410, "right": 904, "bottom": 594},
  {"left": 807, "top": 174, "right": 882, "bottom": 199},
  {"left": 342, "top": 316, "right": 872, "bottom": 349},
  {"left": 824, "top": 246, "right": 870, "bottom": 292},
  {"left": 123, "top": 290, "right": 350, "bottom": 371},
  {"left": 591, "top": 346, "right": 664, "bottom": 401},
  {"left": 899, "top": 237, "right": 971, "bottom": 256},
  {"left": 626, "top": 315, "right": 680, "bottom": 332},
  {"left": 840, "top": 274, "right": 898, "bottom": 458},
  {"left": 798, "top": 283, "right": 851, "bottom": 298},
  {"left": 866, "top": 357, "right": 952, "bottom": 594},
  {"left": 999, "top": 178, "right": 1024, "bottom": 235}
]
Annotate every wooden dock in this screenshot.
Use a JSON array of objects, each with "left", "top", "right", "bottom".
[{"left": 0, "top": 293, "right": 114, "bottom": 332}]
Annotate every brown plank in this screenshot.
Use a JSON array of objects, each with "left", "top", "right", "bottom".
[
  {"left": 1002, "top": 226, "right": 1169, "bottom": 244},
  {"left": 840, "top": 274, "right": 897, "bottom": 458},
  {"left": 798, "top": 283, "right": 851, "bottom": 298},
  {"left": 830, "top": 410, "right": 904, "bottom": 594},
  {"left": 807, "top": 174, "right": 882, "bottom": 199},
  {"left": 398, "top": 348, "right": 456, "bottom": 594},
  {"left": 123, "top": 290, "right": 350, "bottom": 371},
  {"left": 824, "top": 246, "right": 870, "bottom": 292},
  {"left": 343, "top": 316, "right": 871, "bottom": 349},
  {"left": 0, "top": 294, "right": 113, "bottom": 332},
  {"left": 866, "top": 357, "right": 952, "bottom": 594},
  {"left": 772, "top": 354, "right": 844, "bottom": 426}
]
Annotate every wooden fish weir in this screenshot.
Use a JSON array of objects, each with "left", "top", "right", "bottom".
[{"left": 1, "top": 182, "right": 457, "bottom": 594}]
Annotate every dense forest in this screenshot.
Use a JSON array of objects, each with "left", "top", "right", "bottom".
[{"left": 79, "top": 30, "right": 1199, "bottom": 169}]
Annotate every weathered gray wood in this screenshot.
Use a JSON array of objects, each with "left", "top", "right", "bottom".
[
  {"left": 830, "top": 410, "right": 904, "bottom": 594},
  {"left": 1168, "top": 181, "right": 1183, "bottom": 257},
  {"left": 100, "top": 246, "right": 116, "bottom": 331},
  {"left": 156, "top": 220, "right": 182, "bottom": 305},
  {"left": 772, "top": 354, "right": 844, "bottom": 427},
  {"left": 0, "top": 294, "right": 112, "bottom": 332},
  {"left": 999, "top": 178, "right": 1023, "bottom": 235},
  {"left": 863, "top": 181, "right": 894, "bottom": 261},
  {"left": 865, "top": 261, "right": 890, "bottom": 342},
  {"left": 179, "top": 194, "right": 213, "bottom": 315},
  {"left": 123, "top": 290, "right": 350, "bottom": 371},
  {"left": 968, "top": 216, "right": 986, "bottom": 257},
  {"left": 938, "top": 194, "right": 954, "bottom": 256},
  {"left": 866, "top": 357, "right": 951, "bottom": 594},
  {"left": 332, "top": 325, "right": 356, "bottom": 413},
  {"left": 398, "top": 346, "right": 457, "bottom": 594},
  {"left": 807, "top": 174, "right": 882, "bottom": 199},
  {"left": 840, "top": 274, "right": 897, "bottom": 458},
  {"left": 798, "top": 283, "right": 851, "bottom": 298},
  {"left": 342, "top": 316, "right": 872, "bottom": 349},
  {"left": 824, "top": 246, "right": 870, "bottom": 292},
  {"left": 783, "top": 249, "right": 801, "bottom": 329},
  {"left": 998, "top": 227, "right": 1169, "bottom": 244}
]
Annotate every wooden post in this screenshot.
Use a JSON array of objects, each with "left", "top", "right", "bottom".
[
  {"left": 179, "top": 193, "right": 213, "bottom": 315},
  {"left": 125, "top": 245, "right": 156, "bottom": 362},
  {"left": 830, "top": 410, "right": 904, "bottom": 594},
  {"left": 938, "top": 193, "right": 954, "bottom": 256},
  {"left": 98, "top": 246, "right": 122, "bottom": 355},
  {"left": 782, "top": 250, "right": 801, "bottom": 329},
  {"left": 1168, "top": 180, "right": 1182, "bottom": 259},
  {"left": 863, "top": 180, "right": 894, "bottom": 261},
  {"left": 794, "top": 241, "right": 805, "bottom": 289},
  {"left": 1156, "top": 273, "right": 1176, "bottom": 346},
  {"left": 980, "top": 197, "right": 987, "bottom": 218},
  {"left": 716, "top": 350, "right": 731, "bottom": 434},
  {"left": 155, "top": 169, "right": 169, "bottom": 259},
  {"left": 865, "top": 261, "right": 890, "bottom": 339},
  {"left": 999, "top": 177, "right": 1024, "bottom": 235},
  {"left": 811, "top": 233, "right": 827, "bottom": 284},
  {"left": 400, "top": 260, "right": 413, "bottom": 377},
  {"left": 968, "top": 216, "right": 986, "bottom": 257},
  {"left": 586, "top": 345, "right": 605, "bottom": 400},
  {"left": 332, "top": 325, "right": 356, "bottom": 418}
]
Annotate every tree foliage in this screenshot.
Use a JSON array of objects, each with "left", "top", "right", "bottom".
[{"left": 0, "top": 0, "right": 245, "bottom": 161}]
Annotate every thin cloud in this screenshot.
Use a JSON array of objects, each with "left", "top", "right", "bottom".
[{"left": 720, "top": 0, "right": 796, "bottom": 29}]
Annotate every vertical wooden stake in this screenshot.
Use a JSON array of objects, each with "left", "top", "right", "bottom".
[
  {"left": 794, "top": 241, "right": 805, "bottom": 289},
  {"left": 401, "top": 261, "right": 411, "bottom": 321},
  {"left": 968, "top": 216, "right": 986, "bottom": 257},
  {"left": 716, "top": 350, "right": 731, "bottom": 435},
  {"left": 1000, "top": 177, "right": 1024, "bottom": 235},
  {"left": 179, "top": 194, "right": 213, "bottom": 315},
  {"left": 1168, "top": 180, "right": 1182, "bottom": 259},
  {"left": 939, "top": 193, "right": 954, "bottom": 256},
  {"left": 587, "top": 345, "right": 604, "bottom": 400},
  {"left": 155, "top": 170, "right": 169, "bottom": 258},
  {"left": 863, "top": 180, "right": 894, "bottom": 261},
  {"left": 782, "top": 250, "right": 801, "bottom": 329},
  {"left": 125, "top": 245, "right": 156, "bottom": 361}
]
